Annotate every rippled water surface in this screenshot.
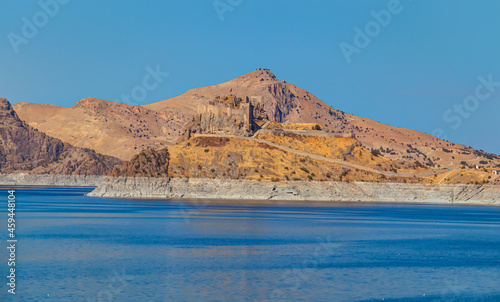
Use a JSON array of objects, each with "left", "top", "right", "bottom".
[{"left": 1, "top": 187, "right": 500, "bottom": 301}]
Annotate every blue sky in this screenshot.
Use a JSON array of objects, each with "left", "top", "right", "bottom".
[{"left": 1, "top": 0, "right": 499, "bottom": 154}]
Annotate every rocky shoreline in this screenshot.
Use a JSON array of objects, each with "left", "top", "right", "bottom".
[
  {"left": 2, "top": 174, "right": 498, "bottom": 206},
  {"left": 0, "top": 173, "right": 106, "bottom": 187},
  {"left": 87, "top": 177, "right": 500, "bottom": 205}
]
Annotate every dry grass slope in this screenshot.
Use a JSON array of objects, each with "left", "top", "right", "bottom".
[{"left": 167, "top": 136, "right": 428, "bottom": 183}]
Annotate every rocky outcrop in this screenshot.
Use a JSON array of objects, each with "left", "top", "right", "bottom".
[
  {"left": 88, "top": 177, "right": 500, "bottom": 205},
  {"left": 109, "top": 147, "right": 169, "bottom": 178},
  {"left": 0, "top": 98, "right": 122, "bottom": 175}
]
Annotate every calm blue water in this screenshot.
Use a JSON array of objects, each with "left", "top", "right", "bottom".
[{"left": 1, "top": 187, "right": 500, "bottom": 301}]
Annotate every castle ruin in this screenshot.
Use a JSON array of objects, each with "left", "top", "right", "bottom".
[{"left": 183, "top": 95, "right": 267, "bottom": 138}]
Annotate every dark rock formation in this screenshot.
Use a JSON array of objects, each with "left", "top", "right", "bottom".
[{"left": 109, "top": 147, "right": 170, "bottom": 178}]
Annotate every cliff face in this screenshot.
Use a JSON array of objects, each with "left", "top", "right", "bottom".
[
  {"left": 109, "top": 147, "right": 170, "bottom": 178},
  {"left": 0, "top": 98, "right": 122, "bottom": 175}
]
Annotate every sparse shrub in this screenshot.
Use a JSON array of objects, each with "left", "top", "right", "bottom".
[
  {"left": 300, "top": 167, "right": 310, "bottom": 173},
  {"left": 307, "top": 175, "right": 313, "bottom": 180}
]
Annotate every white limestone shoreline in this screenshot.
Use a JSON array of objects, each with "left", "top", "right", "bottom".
[
  {"left": 2, "top": 174, "right": 498, "bottom": 206},
  {"left": 0, "top": 173, "right": 106, "bottom": 187},
  {"left": 86, "top": 177, "right": 500, "bottom": 206}
]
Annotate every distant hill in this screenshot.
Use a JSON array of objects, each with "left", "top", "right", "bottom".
[
  {"left": 13, "top": 69, "right": 500, "bottom": 170},
  {"left": 14, "top": 97, "right": 188, "bottom": 161},
  {"left": 0, "top": 98, "right": 122, "bottom": 175}
]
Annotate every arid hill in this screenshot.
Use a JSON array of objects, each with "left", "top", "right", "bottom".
[
  {"left": 0, "top": 98, "right": 122, "bottom": 175},
  {"left": 14, "top": 69, "right": 500, "bottom": 169},
  {"left": 14, "top": 98, "right": 188, "bottom": 160}
]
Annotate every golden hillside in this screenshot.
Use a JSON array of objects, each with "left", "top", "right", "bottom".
[
  {"left": 166, "top": 136, "right": 429, "bottom": 183},
  {"left": 255, "top": 132, "right": 430, "bottom": 174}
]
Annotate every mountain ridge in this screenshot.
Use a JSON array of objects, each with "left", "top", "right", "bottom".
[
  {"left": 0, "top": 98, "right": 122, "bottom": 175},
  {"left": 12, "top": 69, "right": 500, "bottom": 171}
]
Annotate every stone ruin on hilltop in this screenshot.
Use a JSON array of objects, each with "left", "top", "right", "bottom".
[{"left": 182, "top": 95, "right": 268, "bottom": 139}]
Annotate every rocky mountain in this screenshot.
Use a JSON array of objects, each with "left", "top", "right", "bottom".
[
  {"left": 13, "top": 69, "right": 500, "bottom": 168},
  {"left": 0, "top": 98, "right": 122, "bottom": 175}
]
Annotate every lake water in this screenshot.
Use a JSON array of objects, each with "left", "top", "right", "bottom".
[{"left": 1, "top": 187, "right": 500, "bottom": 301}]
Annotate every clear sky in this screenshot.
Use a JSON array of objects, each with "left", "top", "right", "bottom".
[{"left": 1, "top": 0, "right": 499, "bottom": 154}]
